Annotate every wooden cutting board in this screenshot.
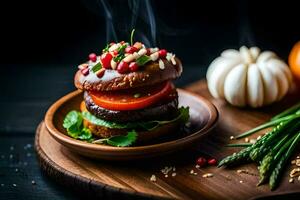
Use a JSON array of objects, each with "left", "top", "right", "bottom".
[{"left": 35, "top": 80, "right": 300, "bottom": 200}]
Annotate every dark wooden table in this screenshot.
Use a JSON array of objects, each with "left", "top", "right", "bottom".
[{"left": 0, "top": 64, "right": 206, "bottom": 200}]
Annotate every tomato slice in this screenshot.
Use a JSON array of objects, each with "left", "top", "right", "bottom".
[{"left": 89, "top": 81, "right": 175, "bottom": 111}]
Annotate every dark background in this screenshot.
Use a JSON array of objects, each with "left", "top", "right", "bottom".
[{"left": 0, "top": 0, "right": 300, "bottom": 199}]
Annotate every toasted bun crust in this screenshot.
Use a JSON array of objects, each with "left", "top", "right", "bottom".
[{"left": 74, "top": 58, "right": 182, "bottom": 91}]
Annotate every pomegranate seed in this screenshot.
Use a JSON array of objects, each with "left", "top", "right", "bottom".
[
  {"left": 110, "top": 42, "right": 115, "bottom": 46},
  {"left": 146, "top": 48, "right": 151, "bottom": 55},
  {"left": 96, "top": 68, "right": 105, "bottom": 78},
  {"left": 117, "top": 61, "right": 129, "bottom": 74},
  {"left": 89, "top": 53, "right": 97, "bottom": 62},
  {"left": 208, "top": 158, "right": 217, "bottom": 166},
  {"left": 120, "top": 41, "right": 125, "bottom": 45},
  {"left": 81, "top": 68, "right": 89, "bottom": 76},
  {"left": 158, "top": 49, "right": 167, "bottom": 58},
  {"left": 129, "top": 62, "right": 139, "bottom": 72},
  {"left": 196, "top": 157, "right": 207, "bottom": 167},
  {"left": 125, "top": 46, "right": 138, "bottom": 54},
  {"left": 113, "top": 50, "right": 118, "bottom": 56},
  {"left": 101, "top": 53, "right": 113, "bottom": 69}
]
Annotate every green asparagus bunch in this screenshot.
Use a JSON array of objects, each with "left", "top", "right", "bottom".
[{"left": 218, "top": 102, "right": 300, "bottom": 190}]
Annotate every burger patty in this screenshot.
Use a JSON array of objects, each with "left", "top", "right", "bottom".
[{"left": 84, "top": 91, "right": 179, "bottom": 123}]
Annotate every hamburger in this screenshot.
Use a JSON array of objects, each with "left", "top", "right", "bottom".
[{"left": 67, "top": 32, "right": 189, "bottom": 146}]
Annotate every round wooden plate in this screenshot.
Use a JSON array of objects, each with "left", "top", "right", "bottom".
[{"left": 44, "top": 89, "right": 218, "bottom": 160}]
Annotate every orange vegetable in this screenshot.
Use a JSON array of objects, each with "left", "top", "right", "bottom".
[{"left": 289, "top": 41, "right": 300, "bottom": 80}]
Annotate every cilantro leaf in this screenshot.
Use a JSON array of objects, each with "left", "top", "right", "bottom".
[
  {"left": 102, "top": 44, "right": 110, "bottom": 53},
  {"left": 130, "top": 29, "right": 135, "bottom": 46},
  {"left": 136, "top": 55, "right": 151, "bottom": 66},
  {"left": 63, "top": 111, "right": 92, "bottom": 141},
  {"left": 93, "top": 130, "right": 137, "bottom": 147}
]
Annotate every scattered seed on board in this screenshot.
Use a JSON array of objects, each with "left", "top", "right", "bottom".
[
  {"left": 31, "top": 180, "right": 36, "bottom": 185},
  {"left": 190, "top": 170, "right": 194, "bottom": 174},
  {"left": 298, "top": 176, "right": 300, "bottom": 181},
  {"left": 290, "top": 168, "right": 300, "bottom": 177},
  {"left": 150, "top": 175, "right": 156, "bottom": 182},
  {"left": 257, "top": 135, "right": 262, "bottom": 140},
  {"left": 172, "top": 173, "right": 176, "bottom": 177},
  {"left": 250, "top": 139, "right": 257, "bottom": 144},
  {"left": 172, "top": 167, "right": 176, "bottom": 172},
  {"left": 291, "top": 160, "right": 296, "bottom": 164},
  {"left": 195, "top": 164, "right": 200, "bottom": 169},
  {"left": 289, "top": 178, "right": 294, "bottom": 183},
  {"left": 297, "top": 156, "right": 300, "bottom": 159},
  {"left": 165, "top": 174, "right": 168, "bottom": 178},
  {"left": 230, "top": 136, "right": 234, "bottom": 140},
  {"left": 202, "top": 173, "right": 213, "bottom": 178},
  {"left": 15, "top": 169, "right": 18, "bottom": 173},
  {"left": 12, "top": 184, "right": 17, "bottom": 187},
  {"left": 239, "top": 180, "right": 244, "bottom": 183},
  {"left": 244, "top": 138, "right": 249, "bottom": 143}
]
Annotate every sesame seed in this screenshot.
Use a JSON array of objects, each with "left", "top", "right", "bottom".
[
  {"left": 9, "top": 154, "right": 13, "bottom": 159},
  {"left": 172, "top": 173, "right": 176, "bottom": 177},
  {"left": 257, "top": 135, "right": 262, "bottom": 140},
  {"left": 239, "top": 180, "right": 244, "bottom": 183},
  {"left": 297, "top": 156, "right": 300, "bottom": 159},
  {"left": 172, "top": 167, "right": 176, "bottom": 171},
  {"left": 291, "top": 160, "right": 296, "bottom": 164},
  {"left": 165, "top": 174, "right": 168, "bottom": 178},
  {"left": 230, "top": 136, "right": 234, "bottom": 140},
  {"left": 193, "top": 172, "right": 198, "bottom": 175},
  {"left": 298, "top": 176, "right": 300, "bottom": 181},
  {"left": 190, "top": 170, "right": 194, "bottom": 174},
  {"left": 10, "top": 146, "right": 14, "bottom": 151},
  {"left": 250, "top": 139, "right": 257, "bottom": 144},
  {"left": 15, "top": 169, "right": 18, "bottom": 172},
  {"left": 150, "top": 175, "right": 156, "bottom": 182},
  {"left": 244, "top": 138, "right": 249, "bottom": 143},
  {"left": 12, "top": 184, "right": 17, "bottom": 187},
  {"left": 1, "top": 184, "right": 4, "bottom": 187},
  {"left": 195, "top": 164, "right": 200, "bottom": 169},
  {"left": 31, "top": 180, "right": 36, "bottom": 185},
  {"left": 202, "top": 173, "right": 214, "bottom": 178},
  {"left": 289, "top": 178, "right": 294, "bottom": 183}
]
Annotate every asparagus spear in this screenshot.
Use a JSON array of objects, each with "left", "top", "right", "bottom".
[
  {"left": 218, "top": 121, "right": 288, "bottom": 167},
  {"left": 269, "top": 131, "right": 300, "bottom": 190},
  {"left": 257, "top": 134, "right": 291, "bottom": 185},
  {"left": 250, "top": 120, "right": 300, "bottom": 162}
]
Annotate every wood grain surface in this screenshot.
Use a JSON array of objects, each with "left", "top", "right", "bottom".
[{"left": 35, "top": 80, "right": 300, "bottom": 200}]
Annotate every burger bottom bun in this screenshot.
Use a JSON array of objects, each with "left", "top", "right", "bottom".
[{"left": 83, "top": 117, "right": 181, "bottom": 143}]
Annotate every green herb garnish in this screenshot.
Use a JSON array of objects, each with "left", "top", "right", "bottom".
[
  {"left": 91, "top": 62, "right": 102, "bottom": 73},
  {"left": 130, "top": 29, "right": 135, "bottom": 46},
  {"left": 63, "top": 111, "right": 92, "bottom": 141},
  {"left": 102, "top": 44, "right": 110, "bottom": 53},
  {"left": 92, "top": 130, "right": 137, "bottom": 147},
  {"left": 136, "top": 55, "right": 151, "bottom": 66}
]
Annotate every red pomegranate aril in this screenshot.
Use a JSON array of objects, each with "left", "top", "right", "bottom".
[
  {"left": 196, "top": 157, "right": 207, "bottom": 167},
  {"left": 158, "top": 49, "right": 167, "bottom": 58},
  {"left": 89, "top": 53, "right": 97, "bottom": 62},
  {"left": 146, "top": 48, "right": 151, "bottom": 55},
  {"left": 208, "top": 158, "right": 217, "bottom": 166},
  {"left": 113, "top": 50, "right": 118, "bottom": 56},
  {"left": 129, "top": 62, "right": 139, "bottom": 72},
  {"left": 96, "top": 68, "right": 105, "bottom": 78},
  {"left": 125, "top": 46, "right": 138, "bottom": 54},
  {"left": 81, "top": 68, "right": 89, "bottom": 76},
  {"left": 117, "top": 61, "right": 129, "bottom": 74},
  {"left": 101, "top": 53, "right": 113, "bottom": 69}
]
